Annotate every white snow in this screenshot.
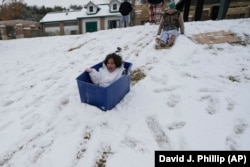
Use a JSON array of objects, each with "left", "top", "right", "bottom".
[{"left": 0, "top": 18, "right": 250, "bottom": 167}]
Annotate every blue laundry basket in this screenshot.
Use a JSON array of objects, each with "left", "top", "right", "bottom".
[{"left": 76, "top": 62, "right": 132, "bottom": 111}]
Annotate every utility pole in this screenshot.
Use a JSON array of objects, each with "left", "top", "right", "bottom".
[
  {"left": 176, "top": 0, "right": 191, "bottom": 22},
  {"left": 217, "top": 0, "right": 231, "bottom": 20},
  {"left": 194, "top": 0, "right": 205, "bottom": 21}
]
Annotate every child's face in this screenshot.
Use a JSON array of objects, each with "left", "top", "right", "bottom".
[{"left": 106, "top": 58, "right": 117, "bottom": 72}]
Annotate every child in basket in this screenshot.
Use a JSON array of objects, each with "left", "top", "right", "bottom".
[{"left": 85, "top": 53, "right": 125, "bottom": 87}]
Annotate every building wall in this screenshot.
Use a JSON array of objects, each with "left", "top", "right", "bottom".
[
  {"left": 81, "top": 18, "right": 101, "bottom": 33},
  {"left": 43, "top": 21, "right": 78, "bottom": 35},
  {"left": 64, "top": 21, "right": 78, "bottom": 35},
  {"left": 100, "top": 18, "right": 105, "bottom": 30},
  {"left": 43, "top": 22, "right": 60, "bottom": 34},
  {"left": 44, "top": 27, "right": 60, "bottom": 34},
  {"left": 42, "top": 15, "right": 121, "bottom": 35},
  {"left": 64, "top": 25, "right": 78, "bottom": 35},
  {"left": 104, "top": 16, "right": 120, "bottom": 29},
  {"left": 79, "top": 16, "right": 120, "bottom": 33},
  {"left": 78, "top": 20, "right": 83, "bottom": 34}
]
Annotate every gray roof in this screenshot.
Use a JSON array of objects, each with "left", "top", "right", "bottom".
[{"left": 40, "top": 2, "right": 121, "bottom": 23}]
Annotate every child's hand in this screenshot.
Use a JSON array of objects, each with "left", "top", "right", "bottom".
[{"left": 85, "top": 68, "right": 92, "bottom": 72}]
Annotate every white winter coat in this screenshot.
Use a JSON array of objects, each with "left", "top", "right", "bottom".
[{"left": 89, "top": 63, "right": 125, "bottom": 87}]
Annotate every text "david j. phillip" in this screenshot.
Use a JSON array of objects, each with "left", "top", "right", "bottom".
[{"left": 159, "top": 154, "right": 226, "bottom": 164}]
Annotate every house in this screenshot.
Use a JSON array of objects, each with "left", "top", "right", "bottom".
[{"left": 39, "top": 0, "right": 122, "bottom": 35}]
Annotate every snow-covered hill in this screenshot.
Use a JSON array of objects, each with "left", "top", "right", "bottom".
[{"left": 0, "top": 19, "right": 250, "bottom": 167}]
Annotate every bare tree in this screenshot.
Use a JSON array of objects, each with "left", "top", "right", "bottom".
[{"left": 2, "top": 0, "right": 5, "bottom": 5}]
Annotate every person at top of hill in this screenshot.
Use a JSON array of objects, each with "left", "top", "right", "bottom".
[
  {"left": 119, "top": 0, "right": 133, "bottom": 28},
  {"left": 147, "top": 0, "right": 164, "bottom": 24},
  {"left": 155, "top": 1, "right": 184, "bottom": 47},
  {"left": 85, "top": 53, "right": 125, "bottom": 87}
]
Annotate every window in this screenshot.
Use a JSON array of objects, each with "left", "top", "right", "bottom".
[
  {"left": 70, "top": 30, "right": 77, "bottom": 35},
  {"left": 89, "top": 6, "right": 93, "bottom": 12},
  {"left": 64, "top": 21, "right": 77, "bottom": 26},
  {"left": 108, "top": 20, "right": 118, "bottom": 29},
  {"left": 113, "top": 4, "right": 117, "bottom": 10},
  {"left": 44, "top": 22, "right": 60, "bottom": 27}
]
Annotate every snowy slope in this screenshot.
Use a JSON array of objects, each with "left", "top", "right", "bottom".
[{"left": 0, "top": 19, "right": 250, "bottom": 167}]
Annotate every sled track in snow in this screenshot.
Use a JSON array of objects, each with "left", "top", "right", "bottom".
[
  {"left": 0, "top": 128, "right": 54, "bottom": 166},
  {"left": 95, "top": 145, "right": 113, "bottom": 167},
  {"left": 146, "top": 116, "right": 171, "bottom": 150}
]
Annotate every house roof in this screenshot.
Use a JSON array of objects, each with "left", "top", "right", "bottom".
[
  {"left": 84, "top": 1, "right": 100, "bottom": 9},
  {"left": 40, "top": 10, "right": 81, "bottom": 23},
  {"left": 40, "top": 3, "right": 121, "bottom": 23},
  {"left": 79, "top": 4, "right": 121, "bottom": 18},
  {"left": 91, "top": 0, "right": 111, "bottom": 5}
]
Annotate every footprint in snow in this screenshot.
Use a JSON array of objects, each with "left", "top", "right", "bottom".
[
  {"left": 58, "top": 97, "right": 69, "bottom": 110},
  {"left": 3, "top": 100, "right": 14, "bottom": 107},
  {"left": 233, "top": 119, "right": 248, "bottom": 135},
  {"left": 199, "top": 95, "right": 219, "bottom": 115},
  {"left": 206, "top": 98, "right": 219, "bottom": 115},
  {"left": 199, "top": 88, "right": 221, "bottom": 93},
  {"left": 150, "top": 75, "right": 168, "bottom": 85},
  {"left": 153, "top": 86, "right": 177, "bottom": 93},
  {"left": 168, "top": 121, "right": 186, "bottom": 130},
  {"left": 167, "top": 94, "right": 181, "bottom": 108},
  {"left": 226, "top": 136, "right": 238, "bottom": 150},
  {"left": 122, "top": 137, "right": 145, "bottom": 152},
  {"left": 225, "top": 119, "right": 248, "bottom": 150},
  {"left": 226, "top": 97, "right": 235, "bottom": 111},
  {"left": 122, "top": 137, "right": 137, "bottom": 149},
  {"left": 21, "top": 113, "right": 41, "bottom": 130}
]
